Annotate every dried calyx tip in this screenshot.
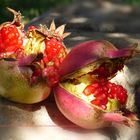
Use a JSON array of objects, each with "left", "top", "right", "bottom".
[
  {"left": 38, "top": 20, "right": 71, "bottom": 40},
  {"left": 6, "top": 7, "right": 23, "bottom": 26}
]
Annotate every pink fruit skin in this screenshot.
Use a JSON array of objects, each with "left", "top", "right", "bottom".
[
  {"left": 54, "top": 85, "right": 110, "bottom": 129},
  {"left": 54, "top": 40, "right": 139, "bottom": 129},
  {"left": 58, "top": 40, "right": 138, "bottom": 78},
  {"left": 58, "top": 40, "right": 117, "bottom": 77}
]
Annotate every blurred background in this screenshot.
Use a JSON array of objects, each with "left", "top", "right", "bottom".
[
  {"left": 0, "top": 0, "right": 71, "bottom": 23},
  {"left": 0, "top": 0, "right": 140, "bottom": 23}
]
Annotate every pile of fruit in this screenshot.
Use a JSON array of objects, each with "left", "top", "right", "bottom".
[{"left": 0, "top": 8, "right": 139, "bottom": 129}]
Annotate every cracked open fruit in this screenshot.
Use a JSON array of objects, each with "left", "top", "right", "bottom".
[
  {"left": 0, "top": 8, "right": 70, "bottom": 103},
  {"left": 54, "top": 40, "right": 139, "bottom": 129}
]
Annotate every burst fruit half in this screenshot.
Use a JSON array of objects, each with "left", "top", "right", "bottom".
[
  {"left": 0, "top": 8, "right": 69, "bottom": 104},
  {"left": 24, "top": 21, "right": 70, "bottom": 87},
  {"left": 54, "top": 40, "right": 139, "bottom": 129}
]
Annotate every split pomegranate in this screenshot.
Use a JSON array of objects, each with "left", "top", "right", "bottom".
[
  {"left": 0, "top": 8, "right": 70, "bottom": 103},
  {"left": 54, "top": 40, "right": 139, "bottom": 129}
]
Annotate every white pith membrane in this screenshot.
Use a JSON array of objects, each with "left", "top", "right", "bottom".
[
  {"left": 23, "top": 30, "right": 46, "bottom": 55},
  {"left": 60, "top": 57, "right": 127, "bottom": 112}
]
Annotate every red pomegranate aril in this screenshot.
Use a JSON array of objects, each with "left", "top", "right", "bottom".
[
  {"left": 94, "top": 87, "right": 103, "bottom": 95},
  {"left": 110, "top": 88, "right": 117, "bottom": 96},
  {"left": 108, "top": 93, "right": 114, "bottom": 99},
  {"left": 107, "top": 82, "right": 113, "bottom": 88},
  {"left": 44, "top": 38, "right": 66, "bottom": 68},
  {"left": 43, "top": 40, "right": 65, "bottom": 84},
  {"left": 83, "top": 85, "right": 95, "bottom": 96},
  {"left": 96, "top": 93, "right": 106, "bottom": 99},
  {"left": 83, "top": 77, "right": 128, "bottom": 110},
  {"left": 96, "top": 94, "right": 108, "bottom": 105},
  {"left": 100, "top": 105, "right": 107, "bottom": 110},
  {"left": 93, "top": 64, "right": 110, "bottom": 78},
  {"left": 101, "top": 98, "right": 108, "bottom": 105},
  {"left": 91, "top": 82, "right": 99, "bottom": 88},
  {"left": 103, "top": 86, "right": 109, "bottom": 92},
  {"left": 91, "top": 99, "right": 101, "bottom": 106},
  {"left": 117, "top": 91, "right": 128, "bottom": 105},
  {"left": 43, "top": 66, "right": 60, "bottom": 86},
  {"left": 0, "top": 24, "right": 23, "bottom": 54}
]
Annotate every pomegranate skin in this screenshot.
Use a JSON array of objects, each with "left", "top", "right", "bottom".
[
  {"left": 0, "top": 59, "right": 51, "bottom": 104},
  {"left": 54, "top": 40, "right": 139, "bottom": 129},
  {"left": 58, "top": 40, "right": 138, "bottom": 78},
  {"left": 58, "top": 40, "right": 118, "bottom": 77},
  {"left": 54, "top": 84, "right": 110, "bottom": 129}
]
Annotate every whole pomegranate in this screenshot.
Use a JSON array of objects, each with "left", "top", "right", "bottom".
[
  {"left": 54, "top": 40, "right": 139, "bottom": 129},
  {"left": 0, "top": 8, "right": 70, "bottom": 103}
]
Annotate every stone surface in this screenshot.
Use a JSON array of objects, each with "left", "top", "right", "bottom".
[{"left": 1, "top": 0, "right": 140, "bottom": 140}]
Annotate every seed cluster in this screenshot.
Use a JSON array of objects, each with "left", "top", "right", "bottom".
[
  {"left": 43, "top": 38, "right": 67, "bottom": 86},
  {"left": 0, "top": 25, "right": 23, "bottom": 55},
  {"left": 83, "top": 79, "right": 128, "bottom": 110}
]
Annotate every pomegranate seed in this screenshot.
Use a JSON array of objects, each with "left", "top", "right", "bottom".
[
  {"left": 91, "top": 99, "right": 101, "bottom": 106},
  {"left": 107, "top": 82, "right": 113, "bottom": 88},
  {"left": 0, "top": 24, "right": 23, "bottom": 54},
  {"left": 103, "top": 86, "right": 109, "bottom": 92},
  {"left": 83, "top": 85, "right": 96, "bottom": 96},
  {"left": 84, "top": 75, "right": 128, "bottom": 110},
  {"left": 108, "top": 93, "right": 114, "bottom": 99},
  {"left": 42, "top": 66, "right": 60, "bottom": 86},
  {"left": 42, "top": 37, "right": 67, "bottom": 86},
  {"left": 96, "top": 93, "right": 108, "bottom": 105},
  {"left": 93, "top": 88, "right": 103, "bottom": 96},
  {"left": 117, "top": 90, "right": 128, "bottom": 105},
  {"left": 100, "top": 105, "right": 107, "bottom": 110}
]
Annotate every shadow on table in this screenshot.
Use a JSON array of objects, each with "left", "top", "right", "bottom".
[{"left": 45, "top": 94, "right": 119, "bottom": 140}]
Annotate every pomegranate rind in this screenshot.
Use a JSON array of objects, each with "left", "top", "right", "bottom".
[
  {"left": 58, "top": 40, "right": 138, "bottom": 79},
  {"left": 58, "top": 40, "right": 118, "bottom": 78},
  {"left": 54, "top": 84, "right": 110, "bottom": 129},
  {"left": 0, "top": 60, "right": 51, "bottom": 104}
]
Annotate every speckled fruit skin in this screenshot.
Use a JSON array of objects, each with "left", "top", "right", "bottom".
[
  {"left": 54, "top": 85, "right": 110, "bottom": 129},
  {"left": 0, "top": 60, "right": 51, "bottom": 104}
]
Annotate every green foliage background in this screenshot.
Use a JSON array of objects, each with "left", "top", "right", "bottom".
[
  {"left": 124, "top": 0, "right": 140, "bottom": 5},
  {"left": 0, "top": 0, "right": 140, "bottom": 24},
  {"left": 0, "top": 0, "right": 71, "bottom": 23}
]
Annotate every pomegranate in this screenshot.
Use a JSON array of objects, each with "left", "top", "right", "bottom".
[
  {"left": 0, "top": 8, "right": 69, "bottom": 103},
  {"left": 54, "top": 40, "right": 139, "bottom": 129}
]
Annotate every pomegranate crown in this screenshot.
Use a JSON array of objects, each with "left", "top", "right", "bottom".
[{"left": 37, "top": 20, "right": 71, "bottom": 41}]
